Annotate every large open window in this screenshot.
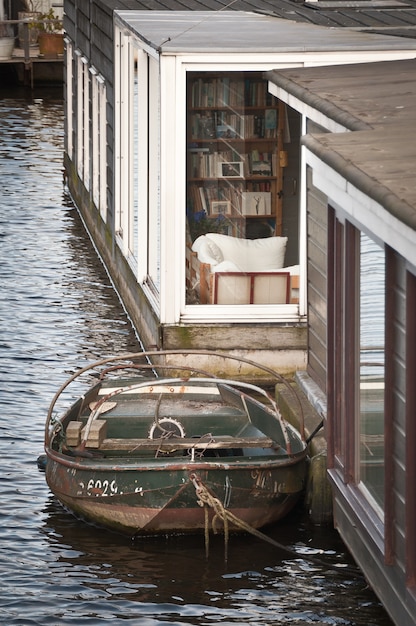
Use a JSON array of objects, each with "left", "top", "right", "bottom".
[{"left": 185, "top": 71, "right": 299, "bottom": 307}]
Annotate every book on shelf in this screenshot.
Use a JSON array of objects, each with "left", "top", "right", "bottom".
[
  {"left": 246, "top": 180, "right": 271, "bottom": 192},
  {"left": 188, "top": 146, "right": 210, "bottom": 153},
  {"left": 216, "top": 124, "right": 238, "bottom": 139},
  {"left": 265, "top": 109, "right": 277, "bottom": 131},
  {"left": 191, "top": 76, "right": 274, "bottom": 108},
  {"left": 189, "top": 181, "right": 246, "bottom": 217},
  {"left": 189, "top": 110, "right": 277, "bottom": 140},
  {"left": 199, "top": 187, "right": 208, "bottom": 213}
]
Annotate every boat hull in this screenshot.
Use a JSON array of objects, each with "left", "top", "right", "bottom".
[
  {"left": 43, "top": 354, "right": 309, "bottom": 536},
  {"left": 45, "top": 452, "right": 307, "bottom": 535}
]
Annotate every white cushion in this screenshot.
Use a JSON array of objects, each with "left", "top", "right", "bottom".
[
  {"left": 205, "top": 238, "right": 224, "bottom": 264},
  {"left": 191, "top": 235, "right": 207, "bottom": 255},
  {"left": 212, "top": 260, "right": 241, "bottom": 273},
  {"left": 283, "top": 264, "right": 300, "bottom": 275},
  {"left": 192, "top": 238, "right": 224, "bottom": 266},
  {"left": 205, "top": 234, "right": 287, "bottom": 272}
]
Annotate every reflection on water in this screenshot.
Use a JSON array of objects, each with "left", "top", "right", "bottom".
[
  {"left": 28, "top": 499, "right": 379, "bottom": 626},
  {"left": 359, "top": 233, "right": 385, "bottom": 509},
  {"left": 0, "top": 88, "right": 393, "bottom": 625}
]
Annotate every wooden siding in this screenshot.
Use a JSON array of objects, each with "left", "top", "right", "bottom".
[
  {"left": 64, "top": 0, "right": 125, "bottom": 226},
  {"left": 306, "top": 166, "right": 327, "bottom": 393},
  {"left": 386, "top": 247, "right": 407, "bottom": 570},
  {"left": 406, "top": 270, "right": 416, "bottom": 588},
  {"left": 331, "top": 473, "right": 416, "bottom": 626},
  {"left": 328, "top": 245, "right": 416, "bottom": 626}
]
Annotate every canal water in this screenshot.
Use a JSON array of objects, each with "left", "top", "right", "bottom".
[{"left": 0, "top": 85, "right": 394, "bottom": 625}]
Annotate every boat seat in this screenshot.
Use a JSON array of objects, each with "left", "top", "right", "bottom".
[{"left": 96, "top": 435, "right": 277, "bottom": 452}]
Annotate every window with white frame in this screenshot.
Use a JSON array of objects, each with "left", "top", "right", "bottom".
[
  {"left": 90, "top": 68, "right": 107, "bottom": 221},
  {"left": 185, "top": 71, "right": 299, "bottom": 308},
  {"left": 114, "top": 27, "right": 135, "bottom": 262},
  {"left": 65, "top": 38, "right": 73, "bottom": 160},
  {"left": 76, "top": 53, "right": 90, "bottom": 190},
  {"left": 114, "top": 27, "right": 161, "bottom": 293}
]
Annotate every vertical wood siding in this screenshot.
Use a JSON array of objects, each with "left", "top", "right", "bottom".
[
  {"left": 65, "top": 0, "right": 134, "bottom": 225},
  {"left": 306, "top": 166, "right": 328, "bottom": 393},
  {"left": 388, "top": 251, "right": 407, "bottom": 572}
]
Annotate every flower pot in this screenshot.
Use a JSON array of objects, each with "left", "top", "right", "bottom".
[
  {"left": 18, "top": 11, "right": 41, "bottom": 48},
  {"left": 0, "top": 37, "right": 14, "bottom": 60},
  {"left": 38, "top": 33, "right": 64, "bottom": 58}
]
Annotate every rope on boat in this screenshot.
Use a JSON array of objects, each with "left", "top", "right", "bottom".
[
  {"left": 191, "top": 473, "right": 298, "bottom": 562},
  {"left": 190, "top": 474, "right": 360, "bottom": 576}
]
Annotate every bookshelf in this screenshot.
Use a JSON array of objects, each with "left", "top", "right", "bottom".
[{"left": 187, "top": 71, "right": 283, "bottom": 240}]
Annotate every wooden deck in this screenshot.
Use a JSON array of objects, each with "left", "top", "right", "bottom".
[{"left": 0, "top": 46, "right": 63, "bottom": 86}]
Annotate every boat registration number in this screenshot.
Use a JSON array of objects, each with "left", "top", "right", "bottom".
[
  {"left": 81, "top": 479, "right": 145, "bottom": 497},
  {"left": 85, "top": 479, "right": 118, "bottom": 495}
]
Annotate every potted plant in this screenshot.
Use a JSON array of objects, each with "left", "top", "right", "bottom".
[
  {"left": 18, "top": 0, "right": 42, "bottom": 48},
  {"left": 33, "top": 8, "right": 63, "bottom": 57}
]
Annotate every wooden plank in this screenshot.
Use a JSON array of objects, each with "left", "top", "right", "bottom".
[
  {"left": 66, "top": 421, "right": 82, "bottom": 447},
  {"left": 199, "top": 261, "right": 211, "bottom": 304},
  {"left": 290, "top": 274, "right": 299, "bottom": 304},
  {"left": 99, "top": 435, "right": 276, "bottom": 451},
  {"left": 83, "top": 420, "right": 107, "bottom": 448}
]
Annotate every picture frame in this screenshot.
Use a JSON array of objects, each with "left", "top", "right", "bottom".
[
  {"left": 241, "top": 191, "right": 271, "bottom": 216},
  {"left": 218, "top": 161, "right": 244, "bottom": 178},
  {"left": 251, "top": 160, "right": 272, "bottom": 176},
  {"left": 210, "top": 200, "right": 232, "bottom": 216}
]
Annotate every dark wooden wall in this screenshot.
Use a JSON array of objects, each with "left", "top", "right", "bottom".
[
  {"left": 281, "top": 107, "right": 301, "bottom": 267},
  {"left": 64, "top": 0, "right": 134, "bottom": 227}
]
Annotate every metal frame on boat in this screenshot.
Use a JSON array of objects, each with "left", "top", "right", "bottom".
[{"left": 43, "top": 351, "right": 308, "bottom": 537}]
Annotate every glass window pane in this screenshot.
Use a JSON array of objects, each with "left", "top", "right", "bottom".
[
  {"left": 185, "top": 71, "right": 298, "bottom": 306},
  {"left": 359, "top": 233, "right": 385, "bottom": 510}
]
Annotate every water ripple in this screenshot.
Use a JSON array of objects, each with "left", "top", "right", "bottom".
[{"left": 0, "top": 87, "right": 393, "bottom": 625}]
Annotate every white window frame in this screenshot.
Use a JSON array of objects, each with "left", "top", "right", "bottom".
[
  {"left": 76, "top": 53, "right": 89, "bottom": 188},
  {"left": 90, "top": 67, "right": 107, "bottom": 221},
  {"left": 114, "top": 28, "right": 161, "bottom": 306},
  {"left": 114, "top": 26, "right": 135, "bottom": 260},
  {"left": 146, "top": 54, "right": 161, "bottom": 294},
  {"left": 160, "top": 58, "right": 306, "bottom": 325},
  {"left": 65, "top": 38, "right": 73, "bottom": 160}
]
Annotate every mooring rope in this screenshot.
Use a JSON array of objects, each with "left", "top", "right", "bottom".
[{"left": 190, "top": 474, "right": 360, "bottom": 576}]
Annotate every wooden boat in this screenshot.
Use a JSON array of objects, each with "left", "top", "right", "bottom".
[{"left": 44, "top": 351, "right": 308, "bottom": 537}]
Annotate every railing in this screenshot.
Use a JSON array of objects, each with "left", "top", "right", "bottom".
[{"left": 0, "top": 18, "right": 63, "bottom": 63}]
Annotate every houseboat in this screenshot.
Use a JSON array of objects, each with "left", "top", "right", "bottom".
[
  {"left": 63, "top": 0, "right": 416, "bottom": 377},
  {"left": 267, "top": 58, "right": 416, "bottom": 626}
]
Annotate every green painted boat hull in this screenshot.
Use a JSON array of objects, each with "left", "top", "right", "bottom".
[
  {"left": 44, "top": 366, "right": 308, "bottom": 536},
  {"left": 45, "top": 450, "right": 307, "bottom": 535}
]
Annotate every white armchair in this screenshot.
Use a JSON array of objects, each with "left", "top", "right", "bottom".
[{"left": 189, "top": 233, "right": 299, "bottom": 304}]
